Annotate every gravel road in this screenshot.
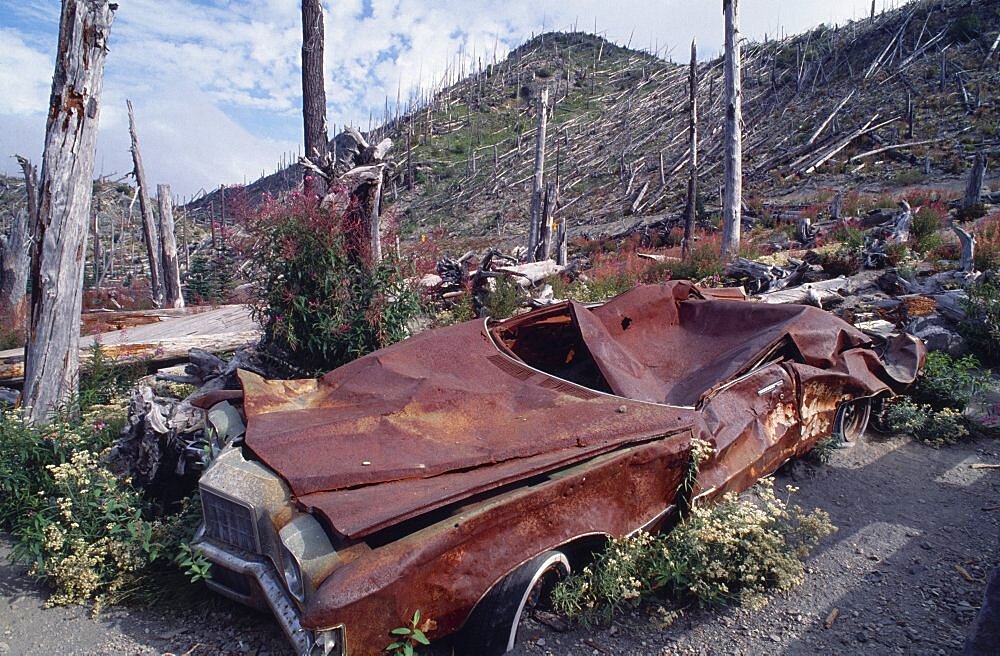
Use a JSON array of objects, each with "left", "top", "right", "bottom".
[{"left": 2, "top": 431, "right": 997, "bottom": 656}]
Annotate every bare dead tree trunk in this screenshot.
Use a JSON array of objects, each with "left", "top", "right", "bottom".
[
  {"left": 906, "top": 92, "right": 914, "bottom": 139},
  {"left": 963, "top": 153, "right": 986, "bottom": 210},
  {"left": 127, "top": 99, "right": 164, "bottom": 306},
  {"left": 91, "top": 194, "right": 102, "bottom": 288},
  {"left": 555, "top": 217, "right": 568, "bottom": 266},
  {"left": 527, "top": 86, "right": 549, "bottom": 262},
  {"left": 540, "top": 181, "right": 556, "bottom": 260},
  {"left": 370, "top": 172, "right": 384, "bottom": 265},
  {"left": 1, "top": 157, "right": 36, "bottom": 333},
  {"left": 953, "top": 225, "right": 976, "bottom": 273},
  {"left": 683, "top": 38, "right": 699, "bottom": 259},
  {"left": 406, "top": 120, "right": 414, "bottom": 191},
  {"left": 301, "top": 0, "right": 329, "bottom": 196},
  {"left": 721, "top": 0, "right": 743, "bottom": 260},
  {"left": 156, "top": 184, "right": 184, "bottom": 308},
  {"left": 23, "top": 0, "right": 115, "bottom": 424}
]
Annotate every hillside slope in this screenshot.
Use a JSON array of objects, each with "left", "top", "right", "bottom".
[{"left": 191, "top": 0, "right": 997, "bottom": 244}]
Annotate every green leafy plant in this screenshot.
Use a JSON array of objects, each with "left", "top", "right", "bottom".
[
  {"left": 385, "top": 610, "right": 431, "bottom": 656},
  {"left": 185, "top": 243, "right": 238, "bottom": 304},
  {"left": 550, "top": 478, "right": 835, "bottom": 624},
  {"left": 0, "top": 346, "right": 206, "bottom": 610},
  {"left": 808, "top": 434, "right": 840, "bottom": 464},
  {"left": 974, "top": 215, "right": 1000, "bottom": 271},
  {"left": 175, "top": 543, "right": 211, "bottom": 583},
  {"left": 960, "top": 277, "right": 1000, "bottom": 365},
  {"left": 881, "top": 397, "right": 973, "bottom": 448},
  {"left": 912, "top": 351, "right": 992, "bottom": 411},
  {"left": 916, "top": 407, "right": 969, "bottom": 447},
  {"left": 950, "top": 13, "right": 982, "bottom": 42},
  {"left": 909, "top": 207, "right": 944, "bottom": 255},
  {"left": 242, "top": 191, "right": 422, "bottom": 373},
  {"left": 881, "top": 397, "right": 927, "bottom": 435},
  {"left": 485, "top": 275, "right": 523, "bottom": 319},
  {"left": 77, "top": 341, "right": 147, "bottom": 409}
]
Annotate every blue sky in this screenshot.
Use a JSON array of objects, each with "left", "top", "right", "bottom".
[{"left": 0, "top": 0, "right": 901, "bottom": 199}]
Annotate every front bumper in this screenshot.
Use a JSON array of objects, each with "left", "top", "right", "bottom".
[{"left": 196, "top": 532, "right": 345, "bottom": 656}]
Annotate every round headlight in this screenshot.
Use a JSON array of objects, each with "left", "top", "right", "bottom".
[{"left": 280, "top": 544, "right": 304, "bottom": 601}]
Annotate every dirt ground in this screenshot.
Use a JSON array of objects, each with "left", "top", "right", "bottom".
[{"left": 1, "top": 430, "right": 997, "bottom": 656}]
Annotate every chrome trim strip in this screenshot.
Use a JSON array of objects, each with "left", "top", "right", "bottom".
[
  {"left": 757, "top": 380, "right": 784, "bottom": 396},
  {"left": 507, "top": 552, "right": 570, "bottom": 652},
  {"left": 197, "top": 539, "right": 317, "bottom": 655}
]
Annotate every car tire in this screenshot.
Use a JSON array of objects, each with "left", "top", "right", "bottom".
[
  {"left": 454, "top": 550, "right": 570, "bottom": 656},
  {"left": 833, "top": 397, "right": 872, "bottom": 442}
]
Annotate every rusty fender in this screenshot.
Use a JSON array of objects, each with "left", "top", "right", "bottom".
[{"left": 301, "top": 435, "right": 691, "bottom": 655}]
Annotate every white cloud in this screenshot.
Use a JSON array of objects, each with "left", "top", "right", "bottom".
[{"left": 0, "top": 28, "right": 53, "bottom": 115}]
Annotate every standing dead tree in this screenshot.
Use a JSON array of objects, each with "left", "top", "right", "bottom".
[
  {"left": 127, "top": 99, "right": 165, "bottom": 306},
  {"left": 721, "top": 0, "right": 743, "bottom": 260},
  {"left": 527, "top": 86, "right": 549, "bottom": 262},
  {"left": 963, "top": 153, "right": 987, "bottom": 211},
  {"left": 953, "top": 225, "right": 976, "bottom": 274},
  {"left": 23, "top": 0, "right": 116, "bottom": 424},
  {"left": 310, "top": 127, "right": 394, "bottom": 266},
  {"left": 683, "top": 38, "right": 698, "bottom": 258},
  {"left": 156, "top": 184, "right": 184, "bottom": 308},
  {"left": 0, "top": 157, "right": 36, "bottom": 335},
  {"left": 301, "top": 0, "right": 329, "bottom": 197}
]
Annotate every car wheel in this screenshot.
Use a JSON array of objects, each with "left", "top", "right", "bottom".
[
  {"left": 833, "top": 397, "right": 872, "bottom": 442},
  {"left": 454, "top": 550, "right": 570, "bottom": 656}
]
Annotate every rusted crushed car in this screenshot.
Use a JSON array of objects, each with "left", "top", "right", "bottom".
[{"left": 192, "top": 281, "right": 924, "bottom": 656}]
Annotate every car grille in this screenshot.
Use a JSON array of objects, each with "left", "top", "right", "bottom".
[{"left": 201, "top": 488, "right": 259, "bottom": 553}]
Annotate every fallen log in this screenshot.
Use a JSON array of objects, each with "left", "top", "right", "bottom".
[
  {"left": 0, "top": 330, "right": 260, "bottom": 384},
  {"left": 495, "top": 259, "right": 566, "bottom": 287},
  {"left": 757, "top": 277, "right": 848, "bottom": 306}
]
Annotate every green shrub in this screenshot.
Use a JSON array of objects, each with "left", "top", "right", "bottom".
[
  {"left": 882, "top": 397, "right": 927, "bottom": 435},
  {"left": 185, "top": 244, "right": 238, "bottom": 304},
  {"left": 808, "top": 434, "right": 840, "bottom": 464},
  {"left": 243, "top": 193, "right": 422, "bottom": 373},
  {"left": 550, "top": 479, "right": 835, "bottom": 623},
  {"left": 891, "top": 169, "right": 925, "bottom": 187},
  {"left": 882, "top": 397, "right": 973, "bottom": 447},
  {"left": 570, "top": 272, "right": 635, "bottom": 303},
  {"left": 915, "top": 407, "right": 969, "bottom": 447},
  {"left": 960, "top": 277, "right": 1000, "bottom": 364},
  {"left": 910, "top": 208, "right": 944, "bottom": 255},
  {"left": 0, "top": 348, "right": 205, "bottom": 610},
  {"left": 912, "top": 351, "right": 991, "bottom": 411},
  {"left": 78, "top": 342, "right": 147, "bottom": 409},
  {"left": 669, "top": 242, "right": 725, "bottom": 282},
  {"left": 485, "top": 275, "right": 523, "bottom": 319},
  {"left": 434, "top": 293, "right": 476, "bottom": 326},
  {"left": 974, "top": 215, "right": 1000, "bottom": 271},
  {"left": 828, "top": 225, "right": 865, "bottom": 252}
]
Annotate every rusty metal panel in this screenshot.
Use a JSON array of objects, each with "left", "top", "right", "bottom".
[{"left": 301, "top": 437, "right": 692, "bottom": 655}]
